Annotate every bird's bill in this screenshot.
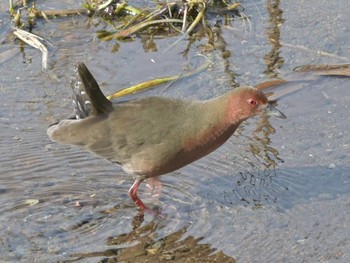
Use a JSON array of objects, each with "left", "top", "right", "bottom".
[{"left": 265, "top": 103, "right": 287, "bottom": 119}]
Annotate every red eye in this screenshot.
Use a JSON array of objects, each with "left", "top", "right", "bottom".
[{"left": 247, "top": 98, "right": 258, "bottom": 107}]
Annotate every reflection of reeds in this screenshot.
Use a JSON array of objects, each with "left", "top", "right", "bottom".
[
  {"left": 250, "top": 113, "right": 283, "bottom": 169},
  {"left": 263, "top": 0, "right": 285, "bottom": 78}
]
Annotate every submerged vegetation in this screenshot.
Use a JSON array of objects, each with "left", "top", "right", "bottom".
[
  {"left": 9, "top": 0, "right": 243, "bottom": 94},
  {"left": 10, "top": 0, "right": 242, "bottom": 36},
  {"left": 9, "top": 0, "right": 243, "bottom": 48}
]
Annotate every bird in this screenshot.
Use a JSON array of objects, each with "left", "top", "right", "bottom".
[{"left": 47, "top": 63, "right": 286, "bottom": 211}]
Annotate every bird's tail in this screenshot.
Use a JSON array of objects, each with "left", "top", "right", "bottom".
[{"left": 72, "top": 63, "right": 113, "bottom": 119}]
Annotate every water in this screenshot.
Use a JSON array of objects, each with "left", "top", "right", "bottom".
[{"left": 0, "top": 0, "right": 349, "bottom": 262}]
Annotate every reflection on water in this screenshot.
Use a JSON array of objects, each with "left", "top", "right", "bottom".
[
  {"left": 264, "top": 0, "right": 285, "bottom": 78},
  {"left": 70, "top": 220, "right": 236, "bottom": 262},
  {"left": 250, "top": 113, "right": 285, "bottom": 168}
]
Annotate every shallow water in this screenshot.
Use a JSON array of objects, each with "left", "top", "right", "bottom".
[{"left": 0, "top": 0, "right": 350, "bottom": 262}]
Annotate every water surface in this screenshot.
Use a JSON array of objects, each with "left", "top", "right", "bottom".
[{"left": 0, "top": 0, "right": 349, "bottom": 262}]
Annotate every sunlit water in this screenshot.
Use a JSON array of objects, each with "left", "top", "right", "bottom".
[{"left": 0, "top": 0, "right": 349, "bottom": 262}]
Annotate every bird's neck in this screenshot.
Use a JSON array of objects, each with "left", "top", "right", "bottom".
[
  {"left": 220, "top": 92, "right": 251, "bottom": 125},
  {"left": 205, "top": 91, "right": 245, "bottom": 124},
  {"left": 181, "top": 96, "right": 243, "bottom": 154}
]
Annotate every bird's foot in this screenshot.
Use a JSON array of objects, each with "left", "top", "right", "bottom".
[{"left": 146, "top": 177, "right": 163, "bottom": 202}]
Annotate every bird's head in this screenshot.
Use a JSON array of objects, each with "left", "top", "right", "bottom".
[{"left": 226, "top": 86, "right": 286, "bottom": 123}]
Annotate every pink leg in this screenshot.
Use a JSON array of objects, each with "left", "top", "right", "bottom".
[
  {"left": 128, "top": 179, "right": 148, "bottom": 210},
  {"left": 146, "top": 177, "right": 163, "bottom": 200}
]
